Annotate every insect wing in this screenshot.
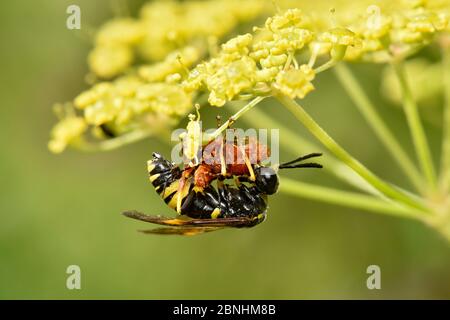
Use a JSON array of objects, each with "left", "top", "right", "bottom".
[
  {"left": 123, "top": 210, "right": 261, "bottom": 227},
  {"left": 139, "top": 226, "right": 223, "bottom": 236}
]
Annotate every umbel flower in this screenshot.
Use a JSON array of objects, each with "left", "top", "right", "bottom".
[
  {"left": 50, "top": 0, "right": 450, "bottom": 240},
  {"left": 273, "top": 65, "right": 315, "bottom": 99},
  {"left": 48, "top": 116, "right": 87, "bottom": 154},
  {"left": 89, "top": 0, "right": 267, "bottom": 79},
  {"left": 49, "top": 0, "right": 449, "bottom": 153},
  {"left": 49, "top": 0, "right": 267, "bottom": 153},
  {"left": 184, "top": 0, "right": 449, "bottom": 105},
  {"left": 183, "top": 9, "right": 317, "bottom": 106}
]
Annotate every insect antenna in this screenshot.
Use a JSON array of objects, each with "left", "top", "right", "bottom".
[
  {"left": 279, "top": 163, "right": 323, "bottom": 169},
  {"left": 279, "top": 153, "right": 323, "bottom": 169}
]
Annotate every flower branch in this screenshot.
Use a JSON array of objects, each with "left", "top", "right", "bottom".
[
  {"left": 441, "top": 46, "right": 450, "bottom": 193},
  {"left": 334, "top": 63, "right": 425, "bottom": 193},
  {"left": 280, "top": 177, "right": 426, "bottom": 220},
  {"left": 392, "top": 61, "right": 437, "bottom": 191},
  {"left": 275, "top": 93, "right": 430, "bottom": 213}
]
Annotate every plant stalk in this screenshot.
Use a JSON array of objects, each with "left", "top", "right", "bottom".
[
  {"left": 334, "top": 63, "right": 424, "bottom": 193},
  {"left": 275, "top": 93, "right": 429, "bottom": 212},
  {"left": 280, "top": 177, "right": 426, "bottom": 220},
  {"left": 392, "top": 61, "right": 437, "bottom": 190},
  {"left": 441, "top": 48, "right": 450, "bottom": 191}
]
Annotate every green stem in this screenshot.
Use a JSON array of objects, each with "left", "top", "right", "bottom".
[
  {"left": 228, "top": 102, "right": 380, "bottom": 195},
  {"left": 204, "top": 96, "right": 265, "bottom": 142},
  {"left": 313, "top": 45, "right": 346, "bottom": 74},
  {"left": 276, "top": 94, "right": 429, "bottom": 212},
  {"left": 73, "top": 128, "right": 156, "bottom": 152},
  {"left": 392, "top": 61, "right": 437, "bottom": 190},
  {"left": 314, "top": 59, "right": 339, "bottom": 74},
  {"left": 441, "top": 48, "right": 450, "bottom": 191},
  {"left": 334, "top": 63, "right": 424, "bottom": 193},
  {"left": 280, "top": 177, "right": 426, "bottom": 219}
]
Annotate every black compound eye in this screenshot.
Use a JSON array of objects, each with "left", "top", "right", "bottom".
[{"left": 255, "top": 166, "right": 279, "bottom": 195}]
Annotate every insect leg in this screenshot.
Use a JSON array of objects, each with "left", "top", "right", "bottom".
[
  {"left": 219, "top": 136, "right": 228, "bottom": 176},
  {"left": 237, "top": 143, "right": 255, "bottom": 181}
]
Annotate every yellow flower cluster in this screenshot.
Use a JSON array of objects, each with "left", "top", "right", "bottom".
[
  {"left": 89, "top": 0, "right": 267, "bottom": 79},
  {"left": 48, "top": 116, "right": 87, "bottom": 153},
  {"left": 342, "top": 0, "right": 450, "bottom": 62},
  {"left": 74, "top": 75, "right": 192, "bottom": 127},
  {"left": 183, "top": 1, "right": 450, "bottom": 106},
  {"left": 49, "top": 0, "right": 450, "bottom": 153},
  {"left": 273, "top": 65, "right": 315, "bottom": 99},
  {"left": 282, "top": 0, "right": 450, "bottom": 62},
  {"left": 138, "top": 46, "right": 200, "bottom": 83},
  {"left": 89, "top": 18, "right": 144, "bottom": 79},
  {"left": 49, "top": 0, "right": 268, "bottom": 153},
  {"left": 183, "top": 9, "right": 317, "bottom": 106}
]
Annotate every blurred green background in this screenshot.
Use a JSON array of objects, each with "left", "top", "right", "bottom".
[{"left": 0, "top": 0, "right": 449, "bottom": 299}]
